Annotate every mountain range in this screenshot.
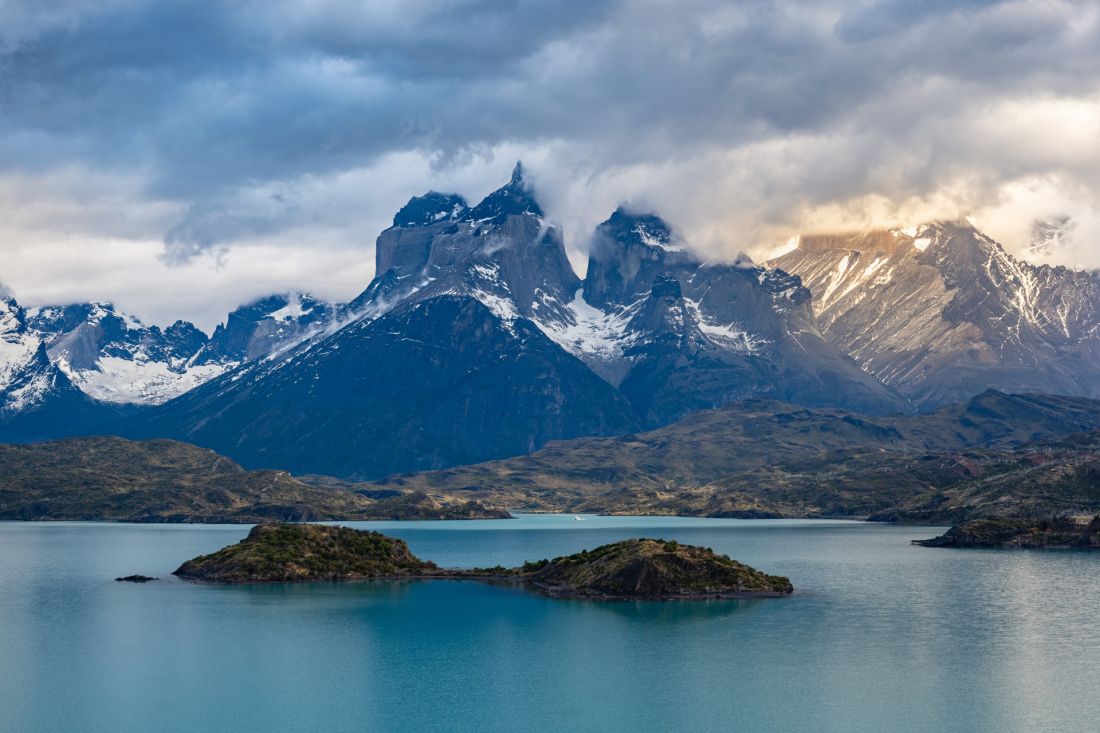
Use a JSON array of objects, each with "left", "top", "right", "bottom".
[
  {"left": 113, "top": 164, "right": 904, "bottom": 478},
  {"left": 1, "top": 164, "right": 1098, "bottom": 483},
  {"left": 770, "top": 221, "right": 1100, "bottom": 409},
  {"left": 0, "top": 291, "right": 342, "bottom": 439}
]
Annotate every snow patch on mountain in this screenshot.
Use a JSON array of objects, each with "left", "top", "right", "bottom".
[
  {"left": 684, "top": 299, "right": 766, "bottom": 354},
  {"left": 59, "top": 355, "right": 230, "bottom": 405},
  {"left": 268, "top": 296, "right": 314, "bottom": 322},
  {"left": 471, "top": 289, "right": 520, "bottom": 324},
  {"left": 535, "top": 289, "right": 638, "bottom": 361},
  {"left": 634, "top": 221, "right": 683, "bottom": 252},
  {"left": 0, "top": 341, "right": 49, "bottom": 412}
]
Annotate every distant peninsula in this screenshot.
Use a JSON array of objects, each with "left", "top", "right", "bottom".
[
  {"left": 914, "top": 517, "right": 1100, "bottom": 549},
  {"left": 173, "top": 524, "right": 793, "bottom": 600}
]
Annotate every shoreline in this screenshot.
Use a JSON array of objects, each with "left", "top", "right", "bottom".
[
  {"left": 0, "top": 513, "right": 915, "bottom": 525},
  {"left": 172, "top": 572, "right": 796, "bottom": 600}
]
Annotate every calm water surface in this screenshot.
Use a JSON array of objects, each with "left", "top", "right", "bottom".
[{"left": 2, "top": 515, "right": 1099, "bottom": 733}]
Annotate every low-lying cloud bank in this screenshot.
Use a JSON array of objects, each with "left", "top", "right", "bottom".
[{"left": 1, "top": 0, "right": 1098, "bottom": 327}]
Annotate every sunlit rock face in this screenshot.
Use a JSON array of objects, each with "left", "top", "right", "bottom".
[{"left": 771, "top": 220, "right": 1100, "bottom": 409}]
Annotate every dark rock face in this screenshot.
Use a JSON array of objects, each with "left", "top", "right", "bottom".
[
  {"left": 583, "top": 209, "right": 699, "bottom": 309},
  {"left": 771, "top": 220, "right": 1100, "bottom": 410},
  {"left": 915, "top": 517, "right": 1100, "bottom": 548},
  {"left": 350, "top": 162, "right": 579, "bottom": 326},
  {"left": 122, "top": 296, "right": 637, "bottom": 480},
  {"left": 115, "top": 575, "right": 156, "bottom": 583},
  {"left": 523, "top": 538, "right": 793, "bottom": 599},
  {"left": 195, "top": 293, "right": 339, "bottom": 365},
  {"left": 616, "top": 273, "right": 778, "bottom": 427},
  {"left": 391, "top": 191, "right": 468, "bottom": 229}
]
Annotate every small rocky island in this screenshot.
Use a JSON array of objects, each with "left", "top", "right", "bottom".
[
  {"left": 174, "top": 524, "right": 440, "bottom": 583},
  {"left": 914, "top": 516, "right": 1100, "bottom": 549},
  {"left": 173, "top": 524, "right": 792, "bottom": 599},
  {"left": 521, "top": 539, "right": 793, "bottom": 599}
]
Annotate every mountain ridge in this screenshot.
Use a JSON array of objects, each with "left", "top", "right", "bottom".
[
  {"left": 770, "top": 220, "right": 1100, "bottom": 409},
  {"left": 365, "top": 390, "right": 1100, "bottom": 520}
]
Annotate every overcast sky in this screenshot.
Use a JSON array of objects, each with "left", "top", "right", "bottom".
[{"left": 2, "top": 0, "right": 1099, "bottom": 330}]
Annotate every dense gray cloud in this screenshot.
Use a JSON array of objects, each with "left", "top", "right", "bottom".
[{"left": 0, "top": 0, "right": 1098, "bottom": 327}]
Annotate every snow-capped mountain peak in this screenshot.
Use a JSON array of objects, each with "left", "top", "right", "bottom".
[
  {"left": 346, "top": 161, "right": 578, "bottom": 330},
  {"left": 770, "top": 221, "right": 1100, "bottom": 408},
  {"left": 0, "top": 296, "right": 114, "bottom": 439},
  {"left": 0, "top": 298, "right": 53, "bottom": 411},
  {"left": 15, "top": 292, "right": 340, "bottom": 406}
]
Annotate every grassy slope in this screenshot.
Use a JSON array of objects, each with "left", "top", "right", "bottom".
[{"left": 369, "top": 392, "right": 1100, "bottom": 521}]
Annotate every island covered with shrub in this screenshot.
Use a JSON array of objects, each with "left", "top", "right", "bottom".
[{"left": 173, "top": 524, "right": 793, "bottom": 599}]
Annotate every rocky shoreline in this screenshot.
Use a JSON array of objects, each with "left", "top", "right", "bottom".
[{"left": 914, "top": 517, "right": 1100, "bottom": 549}]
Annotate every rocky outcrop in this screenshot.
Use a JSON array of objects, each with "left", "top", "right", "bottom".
[
  {"left": 348, "top": 162, "right": 580, "bottom": 326},
  {"left": 195, "top": 293, "right": 339, "bottom": 366}
]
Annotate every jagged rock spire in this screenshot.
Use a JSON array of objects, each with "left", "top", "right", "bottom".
[
  {"left": 469, "top": 161, "right": 543, "bottom": 220},
  {"left": 510, "top": 161, "right": 526, "bottom": 185}
]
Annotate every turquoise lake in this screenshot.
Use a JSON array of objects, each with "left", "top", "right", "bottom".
[{"left": 2, "top": 515, "right": 1099, "bottom": 733}]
